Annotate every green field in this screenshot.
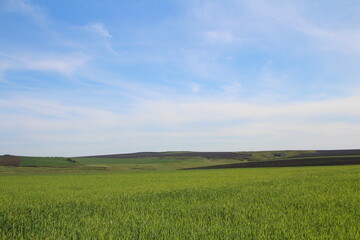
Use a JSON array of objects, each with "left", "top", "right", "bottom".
[
  {"left": 1, "top": 150, "right": 357, "bottom": 173},
  {"left": 0, "top": 165, "right": 359, "bottom": 239},
  {"left": 0, "top": 157, "right": 244, "bottom": 175},
  {"left": 19, "top": 157, "right": 79, "bottom": 167}
]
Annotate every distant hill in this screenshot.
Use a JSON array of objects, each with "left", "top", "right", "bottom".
[
  {"left": 0, "top": 155, "right": 78, "bottom": 167},
  {"left": 76, "top": 151, "right": 250, "bottom": 159},
  {"left": 289, "top": 149, "right": 360, "bottom": 157},
  {"left": 2, "top": 149, "right": 360, "bottom": 173}
]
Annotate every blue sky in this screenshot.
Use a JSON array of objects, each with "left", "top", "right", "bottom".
[{"left": 1, "top": 0, "right": 360, "bottom": 156}]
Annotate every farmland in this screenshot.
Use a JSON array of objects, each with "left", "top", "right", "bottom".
[
  {"left": 0, "top": 156, "right": 78, "bottom": 168},
  {"left": 0, "top": 150, "right": 359, "bottom": 239},
  {"left": 1, "top": 150, "right": 359, "bottom": 174},
  {"left": 0, "top": 165, "right": 359, "bottom": 239},
  {"left": 185, "top": 156, "right": 360, "bottom": 170},
  {"left": 19, "top": 156, "right": 79, "bottom": 167}
]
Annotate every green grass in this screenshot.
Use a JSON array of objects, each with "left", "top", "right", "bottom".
[
  {"left": 0, "top": 165, "right": 359, "bottom": 239},
  {"left": 19, "top": 157, "right": 79, "bottom": 167}
]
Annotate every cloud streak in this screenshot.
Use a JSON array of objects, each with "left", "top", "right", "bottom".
[
  {"left": 243, "top": 0, "right": 360, "bottom": 55},
  {"left": 3, "top": 0, "right": 49, "bottom": 26},
  {"left": 190, "top": 0, "right": 360, "bottom": 55},
  {"left": 0, "top": 52, "right": 89, "bottom": 75},
  {"left": 1, "top": 93, "right": 360, "bottom": 156},
  {"left": 87, "top": 22, "right": 112, "bottom": 38},
  {"left": 203, "top": 31, "right": 236, "bottom": 44}
]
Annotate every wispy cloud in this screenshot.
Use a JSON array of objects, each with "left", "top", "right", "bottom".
[
  {"left": 242, "top": 0, "right": 360, "bottom": 55},
  {"left": 220, "top": 82, "right": 242, "bottom": 95},
  {"left": 188, "top": 82, "right": 202, "bottom": 93},
  {"left": 87, "top": 22, "right": 112, "bottom": 38},
  {"left": 84, "top": 22, "right": 122, "bottom": 56},
  {"left": 203, "top": 30, "right": 236, "bottom": 44},
  {"left": 1, "top": 93, "right": 360, "bottom": 155},
  {"left": 3, "top": 0, "right": 49, "bottom": 25},
  {"left": 0, "top": 52, "right": 89, "bottom": 75},
  {"left": 189, "top": 0, "right": 360, "bottom": 55}
]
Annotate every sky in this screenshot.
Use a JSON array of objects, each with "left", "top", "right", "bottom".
[{"left": 1, "top": 0, "right": 360, "bottom": 156}]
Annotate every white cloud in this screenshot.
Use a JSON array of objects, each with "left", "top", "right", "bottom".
[
  {"left": 84, "top": 22, "right": 121, "bottom": 56},
  {"left": 302, "top": 27, "right": 360, "bottom": 54},
  {"left": 0, "top": 52, "right": 89, "bottom": 75},
  {"left": 1, "top": 93, "right": 360, "bottom": 155},
  {"left": 190, "top": 0, "right": 360, "bottom": 55},
  {"left": 87, "top": 22, "right": 112, "bottom": 38},
  {"left": 203, "top": 30, "right": 235, "bottom": 44},
  {"left": 221, "top": 82, "right": 242, "bottom": 95},
  {"left": 242, "top": 0, "right": 360, "bottom": 55},
  {"left": 136, "top": 94, "right": 360, "bottom": 124},
  {"left": 189, "top": 82, "right": 202, "bottom": 93},
  {"left": 3, "top": 0, "right": 49, "bottom": 25}
]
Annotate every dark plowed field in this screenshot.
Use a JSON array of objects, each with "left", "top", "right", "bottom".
[
  {"left": 183, "top": 157, "right": 360, "bottom": 170},
  {"left": 290, "top": 149, "right": 360, "bottom": 158},
  {"left": 79, "top": 152, "right": 250, "bottom": 159},
  {"left": 0, "top": 155, "right": 20, "bottom": 166}
]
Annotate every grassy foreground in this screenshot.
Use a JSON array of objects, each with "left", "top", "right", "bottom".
[{"left": 0, "top": 165, "right": 359, "bottom": 239}]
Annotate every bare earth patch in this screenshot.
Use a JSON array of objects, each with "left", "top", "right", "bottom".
[
  {"left": 0, "top": 155, "right": 20, "bottom": 167},
  {"left": 183, "top": 157, "right": 360, "bottom": 170}
]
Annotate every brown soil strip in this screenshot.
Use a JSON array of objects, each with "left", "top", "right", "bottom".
[
  {"left": 0, "top": 155, "right": 20, "bottom": 167},
  {"left": 182, "top": 157, "right": 360, "bottom": 170},
  {"left": 290, "top": 149, "right": 360, "bottom": 158}
]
